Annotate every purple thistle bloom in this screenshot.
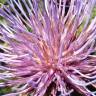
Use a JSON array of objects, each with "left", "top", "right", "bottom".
[{"left": 0, "top": 0, "right": 96, "bottom": 96}]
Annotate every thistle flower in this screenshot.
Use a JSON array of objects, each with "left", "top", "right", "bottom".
[{"left": 0, "top": 0, "right": 96, "bottom": 96}]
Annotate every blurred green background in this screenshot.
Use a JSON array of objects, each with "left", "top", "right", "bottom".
[
  {"left": 0, "top": 0, "right": 6, "bottom": 4},
  {"left": 0, "top": 0, "right": 96, "bottom": 95}
]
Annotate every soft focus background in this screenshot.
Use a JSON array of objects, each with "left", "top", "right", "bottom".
[
  {"left": 0, "top": 0, "right": 6, "bottom": 5},
  {"left": 0, "top": 0, "right": 96, "bottom": 95}
]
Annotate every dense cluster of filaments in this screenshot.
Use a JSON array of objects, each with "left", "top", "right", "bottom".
[{"left": 0, "top": 0, "right": 96, "bottom": 96}]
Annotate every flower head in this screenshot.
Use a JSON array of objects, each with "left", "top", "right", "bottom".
[{"left": 0, "top": 0, "right": 96, "bottom": 96}]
